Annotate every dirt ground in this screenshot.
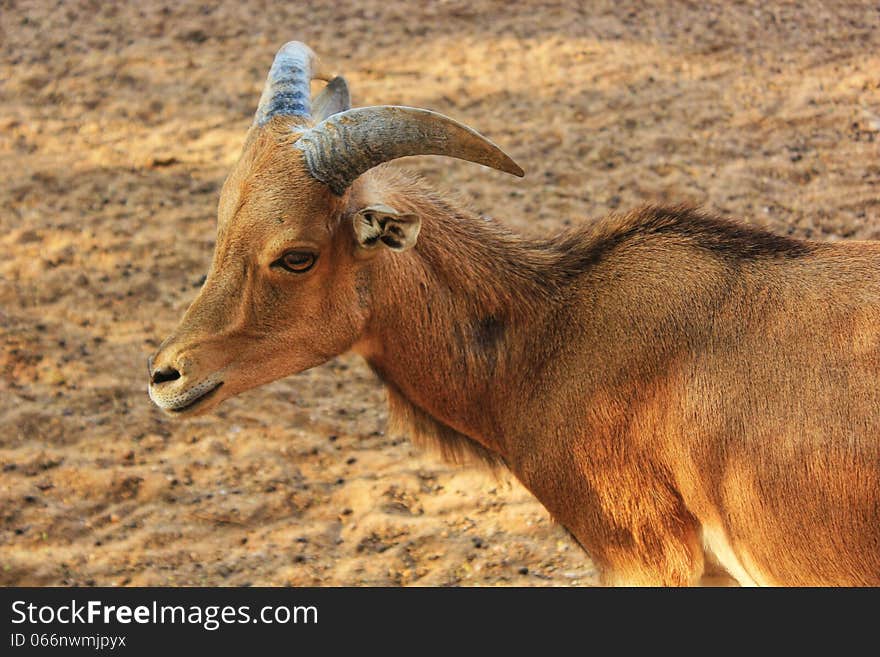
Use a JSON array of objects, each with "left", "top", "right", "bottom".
[{"left": 1, "top": 1, "right": 878, "bottom": 586}]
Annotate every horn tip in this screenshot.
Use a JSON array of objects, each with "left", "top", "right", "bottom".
[
  {"left": 275, "top": 41, "right": 331, "bottom": 78},
  {"left": 277, "top": 40, "right": 313, "bottom": 54}
]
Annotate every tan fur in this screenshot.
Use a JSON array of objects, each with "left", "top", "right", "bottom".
[{"left": 150, "top": 117, "right": 880, "bottom": 588}]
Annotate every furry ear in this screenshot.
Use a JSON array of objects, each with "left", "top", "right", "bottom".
[{"left": 352, "top": 204, "right": 421, "bottom": 252}]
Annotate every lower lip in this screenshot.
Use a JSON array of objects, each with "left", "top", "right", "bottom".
[{"left": 169, "top": 382, "right": 224, "bottom": 413}]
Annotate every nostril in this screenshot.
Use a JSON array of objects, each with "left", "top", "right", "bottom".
[{"left": 151, "top": 366, "right": 182, "bottom": 385}]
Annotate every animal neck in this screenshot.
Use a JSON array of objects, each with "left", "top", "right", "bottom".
[{"left": 354, "top": 174, "right": 564, "bottom": 463}]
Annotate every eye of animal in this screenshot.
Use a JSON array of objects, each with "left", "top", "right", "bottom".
[{"left": 274, "top": 251, "right": 317, "bottom": 273}]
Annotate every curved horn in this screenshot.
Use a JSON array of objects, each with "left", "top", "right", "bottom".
[
  {"left": 254, "top": 41, "right": 330, "bottom": 126},
  {"left": 293, "top": 106, "right": 524, "bottom": 195},
  {"left": 312, "top": 76, "right": 351, "bottom": 122}
]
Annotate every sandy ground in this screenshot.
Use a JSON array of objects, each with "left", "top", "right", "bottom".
[{"left": 1, "top": 1, "right": 878, "bottom": 586}]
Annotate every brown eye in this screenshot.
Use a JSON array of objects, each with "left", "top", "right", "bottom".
[{"left": 275, "top": 251, "right": 316, "bottom": 273}]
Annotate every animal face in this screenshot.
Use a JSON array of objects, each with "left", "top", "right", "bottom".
[
  {"left": 148, "top": 41, "right": 520, "bottom": 415},
  {"left": 149, "top": 125, "right": 368, "bottom": 415}
]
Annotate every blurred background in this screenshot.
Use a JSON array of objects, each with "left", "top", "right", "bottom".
[{"left": 1, "top": 0, "right": 877, "bottom": 585}]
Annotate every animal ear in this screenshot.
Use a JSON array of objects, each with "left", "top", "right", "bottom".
[
  {"left": 312, "top": 76, "right": 351, "bottom": 122},
  {"left": 352, "top": 204, "right": 421, "bottom": 252}
]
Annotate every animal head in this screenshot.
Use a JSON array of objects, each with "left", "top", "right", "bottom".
[{"left": 148, "top": 41, "right": 522, "bottom": 416}]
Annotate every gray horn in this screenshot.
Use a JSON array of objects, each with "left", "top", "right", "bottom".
[
  {"left": 311, "top": 76, "right": 351, "bottom": 122},
  {"left": 254, "top": 41, "right": 330, "bottom": 126},
  {"left": 293, "top": 106, "right": 525, "bottom": 195}
]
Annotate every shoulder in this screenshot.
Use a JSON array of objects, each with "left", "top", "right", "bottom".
[{"left": 571, "top": 205, "right": 812, "bottom": 265}]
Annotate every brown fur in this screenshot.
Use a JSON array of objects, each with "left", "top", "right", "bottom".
[{"left": 150, "top": 119, "right": 880, "bottom": 587}]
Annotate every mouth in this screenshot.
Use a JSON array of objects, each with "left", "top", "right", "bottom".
[
  {"left": 149, "top": 377, "right": 225, "bottom": 415},
  {"left": 167, "top": 381, "right": 224, "bottom": 414}
]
